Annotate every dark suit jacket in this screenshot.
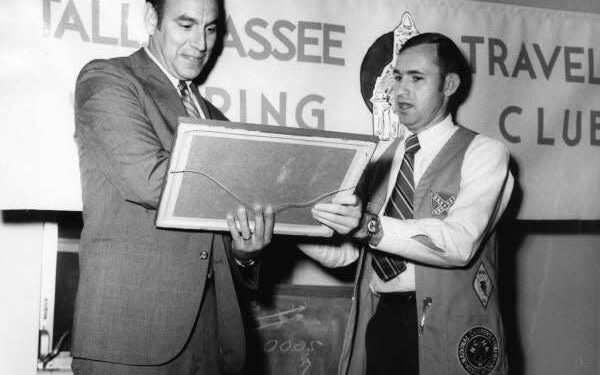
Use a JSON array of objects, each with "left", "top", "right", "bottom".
[{"left": 73, "top": 48, "right": 249, "bottom": 371}]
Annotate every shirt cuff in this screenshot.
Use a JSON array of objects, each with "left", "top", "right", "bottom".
[
  {"left": 372, "top": 216, "right": 423, "bottom": 250},
  {"left": 234, "top": 257, "right": 257, "bottom": 268}
]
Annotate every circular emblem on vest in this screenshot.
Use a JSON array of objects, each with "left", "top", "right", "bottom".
[{"left": 457, "top": 326, "right": 499, "bottom": 375}]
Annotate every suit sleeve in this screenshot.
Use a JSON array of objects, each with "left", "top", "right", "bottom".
[
  {"left": 220, "top": 235, "right": 262, "bottom": 290},
  {"left": 74, "top": 60, "right": 169, "bottom": 209}
]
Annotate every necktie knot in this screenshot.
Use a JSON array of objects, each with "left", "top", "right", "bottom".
[
  {"left": 178, "top": 80, "right": 189, "bottom": 95},
  {"left": 404, "top": 134, "right": 420, "bottom": 155}
]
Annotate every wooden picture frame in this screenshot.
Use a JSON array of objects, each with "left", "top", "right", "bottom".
[{"left": 156, "top": 118, "right": 377, "bottom": 236}]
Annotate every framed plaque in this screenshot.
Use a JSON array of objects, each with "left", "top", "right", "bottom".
[{"left": 156, "top": 118, "right": 377, "bottom": 236}]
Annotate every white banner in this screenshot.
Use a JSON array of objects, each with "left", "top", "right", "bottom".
[{"left": 1, "top": 0, "right": 599, "bottom": 219}]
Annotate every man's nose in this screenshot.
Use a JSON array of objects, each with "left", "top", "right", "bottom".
[
  {"left": 391, "top": 78, "right": 409, "bottom": 96},
  {"left": 189, "top": 29, "right": 207, "bottom": 51}
]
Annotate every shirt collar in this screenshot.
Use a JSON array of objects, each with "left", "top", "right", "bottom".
[
  {"left": 143, "top": 46, "right": 190, "bottom": 90},
  {"left": 405, "top": 114, "right": 455, "bottom": 152}
]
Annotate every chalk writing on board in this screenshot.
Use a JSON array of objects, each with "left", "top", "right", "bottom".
[
  {"left": 262, "top": 338, "right": 325, "bottom": 375},
  {"left": 256, "top": 303, "right": 306, "bottom": 330},
  {"left": 250, "top": 285, "right": 354, "bottom": 375}
]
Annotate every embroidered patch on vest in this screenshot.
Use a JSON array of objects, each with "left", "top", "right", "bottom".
[
  {"left": 457, "top": 326, "right": 499, "bottom": 375},
  {"left": 431, "top": 191, "right": 456, "bottom": 216},
  {"left": 473, "top": 262, "right": 494, "bottom": 308}
]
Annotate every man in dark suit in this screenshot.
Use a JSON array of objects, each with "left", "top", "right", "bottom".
[{"left": 72, "top": 0, "right": 274, "bottom": 373}]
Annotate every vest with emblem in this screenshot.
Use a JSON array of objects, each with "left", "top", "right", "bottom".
[
  {"left": 338, "top": 126, "right": 509, "bottom": 375},
  {"left": 413, "top": 127, "right": 508, "bottom": 375}
]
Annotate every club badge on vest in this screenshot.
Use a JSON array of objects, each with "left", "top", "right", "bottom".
[
  {"left": 473, "top": 262, "right": 494, "bottom": 308},
  {"left": 431, "top": 191, "right": 457, "bottom": 216},
  {"left": 457, "top": 326, "right": 500, "bottom": 375}
]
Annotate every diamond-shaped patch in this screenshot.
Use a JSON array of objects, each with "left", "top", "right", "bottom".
[
  {"left": 431, "top": 191, "right": 456, "bottom": 216},
  {"left": 473, "top": 262, "right": 493, "bottom": 308}
]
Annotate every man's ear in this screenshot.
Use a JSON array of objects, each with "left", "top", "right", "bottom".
[
  {"left": 443, "top": 73, "right": 460, "bottom": 97},
  {"left": 144, "top": 2, "right": 158, "bottom": 36}
]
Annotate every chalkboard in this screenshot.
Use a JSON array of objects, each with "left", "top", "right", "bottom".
[
  {"left": 249, "top": 285, "right": 354, "bottom": 375},
  {"left": 156, "top": 118, "right": 377, "bottom": 236}
]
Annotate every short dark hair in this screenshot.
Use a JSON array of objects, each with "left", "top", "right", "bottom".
[
  {"left": 400, "top": 32, "right": 472, "bottom": 116},
  {"left": 147, "top": 0, "right": 166, "bottom": 27},
  {"left": 146, "top": 0, "right": 225, "bottom": 31}
]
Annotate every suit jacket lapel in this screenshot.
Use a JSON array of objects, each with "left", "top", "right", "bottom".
[{"left": 130, "top": 49, "right": 187, "bottom": 131}]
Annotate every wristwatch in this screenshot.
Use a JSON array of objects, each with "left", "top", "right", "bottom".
[
  {"left": 364, "top": 213, "right": 382, "bottom": 246},
  {"left": 366, "top": 214, "right": 379, "bottom": 236}
]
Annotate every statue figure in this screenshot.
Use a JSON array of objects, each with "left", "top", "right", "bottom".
[{"left": 370, "top": 12, "right": 420, "bottom": 140}]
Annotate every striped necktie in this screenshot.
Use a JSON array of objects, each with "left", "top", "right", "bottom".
[
  {"left": 178, "top": 80, "right": 202, "bottom": 118},
  {"left": 371, "top": 134, "right": 420, "bottom": 281}
]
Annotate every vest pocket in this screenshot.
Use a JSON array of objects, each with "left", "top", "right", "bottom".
[{"left": 445, "top": 315, "right": 506, "bottom": 375}]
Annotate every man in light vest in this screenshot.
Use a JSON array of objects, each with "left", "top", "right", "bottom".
[{"left": 299, "top": 32, "right": 513, "bottom": 375}]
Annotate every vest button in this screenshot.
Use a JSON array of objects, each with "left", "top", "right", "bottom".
[{"left": 199, "top": 251, "right": 209, "bottom": 259}]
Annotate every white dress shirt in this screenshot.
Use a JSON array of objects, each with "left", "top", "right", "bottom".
[{"left": 298, "top": 115, "right": 513, "bottom": 293}]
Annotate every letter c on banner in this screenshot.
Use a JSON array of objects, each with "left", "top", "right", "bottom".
[{"left": 499, "top": 105, "right": 522, "bottom": 143}]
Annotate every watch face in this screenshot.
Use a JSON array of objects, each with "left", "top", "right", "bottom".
[{"left": 367, "top": 217, "right": 379, "bottom": 234}]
